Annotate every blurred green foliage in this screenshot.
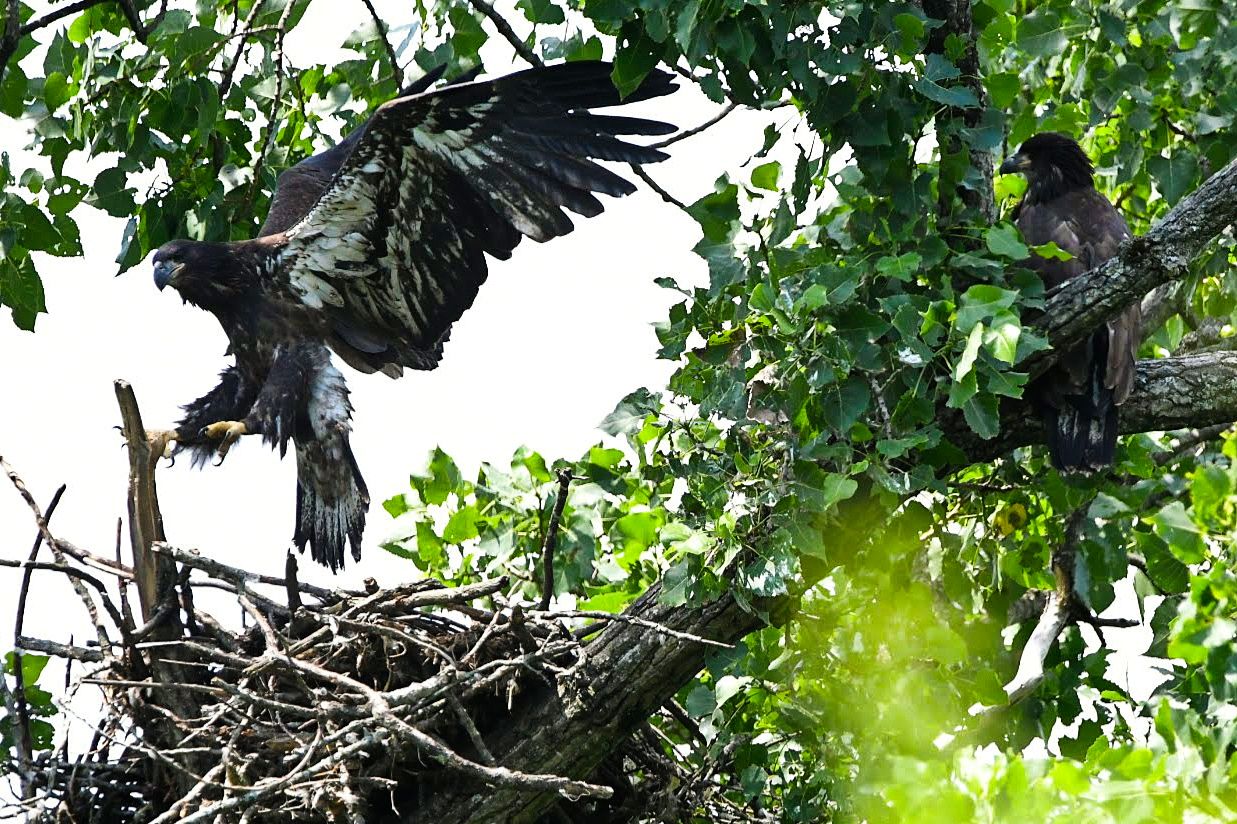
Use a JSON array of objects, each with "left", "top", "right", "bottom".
[{"left": 3, "top": 0, "right": 1237, "bottom": 820}]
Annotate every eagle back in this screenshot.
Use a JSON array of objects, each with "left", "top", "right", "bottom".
[{"left": 1015, "top": 188, "right": 1130, "bottom": 290}]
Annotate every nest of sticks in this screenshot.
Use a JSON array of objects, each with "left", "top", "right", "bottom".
[
  {"left": 14, "top": 550, "right": 605, "bottom": 822},
  {"left": 2, "top": 382, "right": 774, "bottom": 823}
]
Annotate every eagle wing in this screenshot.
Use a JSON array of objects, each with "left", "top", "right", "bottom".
[
  {"left": 257, "top": 65, "right": 469, "bottom": 238},
  {"left": 1017, "top": 188, "right": 1140, "bottom": 403},
  {"left": 268, "top": 61, "right": 676, "bottom": 374},
  {"left": 1017, "top": 187, "right": 1140, "bottom": 468}
]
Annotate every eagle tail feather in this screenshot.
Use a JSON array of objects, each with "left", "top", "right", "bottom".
[
  {"left": 1043, "top": 331, "right": 1120, "bottom": 471},
  {"left": 293, "top": 436, "right": 368, "bottom": 572},
  {"left": 291, "top": 355, "right": 369, "bottom": 572}
]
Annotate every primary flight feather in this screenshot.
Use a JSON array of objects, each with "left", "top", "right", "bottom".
[{"left": 148, "top": 61, "right": 676, "bottom": 570}]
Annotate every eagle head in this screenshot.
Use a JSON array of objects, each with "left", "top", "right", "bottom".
[
  {"left": 999, "top": 132, "right": 1094, "bottom": 202},
  {"left": 152, "top": 240, "right": 251, "bottom": 309}
]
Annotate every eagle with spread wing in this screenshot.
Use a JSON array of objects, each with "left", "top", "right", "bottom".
[
  {"left": 999, "top": 132, "right": 1141, "bottom": 470},
  {"left": 148, "top": 61, "right": 676, "bottom": 570}
]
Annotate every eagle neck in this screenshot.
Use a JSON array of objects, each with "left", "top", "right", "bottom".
[{"left": 1025, "top": 168, "right": 1094, "bottom": 206}]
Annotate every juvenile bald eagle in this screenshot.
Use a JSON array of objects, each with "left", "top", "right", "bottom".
[
  {"left": 999, "top": 132, "right": 1140, "bottom": 470},
  {"left": 149, "top": 61, "right": 676, "bottom": 570}
]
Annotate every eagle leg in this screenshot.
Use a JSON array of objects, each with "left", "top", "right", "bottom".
[{"left": 200, "top": 420, "right": 249, "bottom": 465}]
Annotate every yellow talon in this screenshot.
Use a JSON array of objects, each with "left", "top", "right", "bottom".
[{"left": 201, "top": 420, "right": 248, "bottom": 464}]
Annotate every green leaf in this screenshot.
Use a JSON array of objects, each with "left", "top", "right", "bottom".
[
  {"left": 87, "top": 167, "right": 135, "bottom": 218},
  {"left": 820, "top": 377, "right": 869, "bottom": 434},
  {"left": 961, "top": 390, "right": 1000, "bottom": 439},
  {"left": 443, "top": 505, "right": 481, "bottom": 544},
  {"left": 876, "top": 252, "right": 922, "bottom": 282},
  {"left": 957, "top": 284, "right": 1018, "bottom": 331},
  {"left": 0, "top": 255, "right": 46, "bottom": 330},
  {"left": 1148, "top": 501, "right": 1204, "bottom": 564},
  {"left": 750, "top": 161, "right": 780, "bottom": 191},
  {"left": 43, "top": 71, "right": 71, "bottom": 111},
  {"left": 517, "top": 0, "right": 565, "bottom": 24},
  {"left": 983, "top": 312, "right": 1021, "bottom": 364},
  {"left": 984, "top": 223, "right": 1029, "bottom": 259},
  {"left": 954, "top": 323, "right": 984, "bottom": 380},
  {"left": 912, "top": 76, "right": 979, "bottom": 108},
  {"left": 599, "top": 389, "right": 658, "bottom": 437},
  {"left": 612, "top": 22, "right": 661, "bottom": 99},
  {"left": 1050, "top": 760, "right": 1090, "bottom": 795},
  {"left": 1148, "top": 151, "right": 1199, "bottom": 206},
  {"left": 1031, "top": 241, "right": 1073, "bottom": 261},
  {"left": 684, "top": 684, "right": 715, "bottom": 717},
  {"left": 411, "top": 447, "right": 462, "bottom": 506},
  {"left": 986, "top": 71, "right": 1019, "bottom": 108},
  {"left": 1017, "top": 9, "right": 1071, "bottom": 57}
]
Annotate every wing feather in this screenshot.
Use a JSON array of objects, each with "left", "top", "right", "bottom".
[{"left": 274, "top": 61, "right": 676, "bottom": 372}]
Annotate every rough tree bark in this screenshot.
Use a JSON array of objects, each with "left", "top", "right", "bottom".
[
  {"left": 417, "top": 585, "right": 762, "bottom": 822},
  {"left": 922, "top": 0, "right": 997, "bottom": 226}
]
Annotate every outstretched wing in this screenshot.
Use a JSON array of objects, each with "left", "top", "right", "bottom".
[
  {"left": 270, "top": 60, "right": 676, "bottom": 374},
  {"left": 257, "top": 65, "right": 478, "bottom": 238}
]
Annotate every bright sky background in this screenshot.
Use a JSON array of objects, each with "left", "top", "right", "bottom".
[
  {"left": 0, "top": 1, "right": 780, "bottom": 657},
  {"left": 0, "top": 0, "right": 1167, "bottom": 801}
]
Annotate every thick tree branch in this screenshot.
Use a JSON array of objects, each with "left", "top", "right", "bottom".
[
  {"left": 1025, "top": 154, "right": 1237, "bottom": 379},
  {"left": 1002, "top": 507, "right": 1085, "bottom": 704},
  {"left": 951, "top": 352, "right": 1237, "bottom": 461},
  {"left": 416, "top": 583, "right": 762, "bottom": 822}
]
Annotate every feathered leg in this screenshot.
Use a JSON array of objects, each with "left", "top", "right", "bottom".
[
  {"left": 166, "top": 367, "right": 259, "bottom": 468},
  {"left": 235, "top": 342, "right": 369, "bottom": 571}
]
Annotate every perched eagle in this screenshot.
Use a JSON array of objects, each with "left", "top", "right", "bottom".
[
  {"left": 999, "top": 132, "right": 1140, "bottom": 470},
  {"left": 148, "top": 61, "right": 676, "bottom": 570}
]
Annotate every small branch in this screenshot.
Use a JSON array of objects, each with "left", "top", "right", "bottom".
[
  {"left": 631, "top": 165, "right": 690, "bottom": 212},
  {"left": 116, "top": 0, "right": 148, "bottom": 42},
  {"left": 648, "top": 101, "right": 738, "bottom": 149},
  {"left": 465, "top": 0, "right": 543, "bottom": 68},
  {"left": 242, "top": 0, "right": 294, "bottom": 221},
  {"left": 0, "top": 0, "right": 20, "bottom": 83},
  {"left": 539, "top": 470, "right": 572, "bottom": 612},
  {"left": 11, "top": 484, "right": 66, "bottom": 800},
  {"left": 151, "top": 542, "right": 355, "bottom": 604},
  {"left": 358, "top": 0, "right": 401, "bottom": 82},
  {"left": 550, "top": 610, "right": 734, "bottom": 649},
  {"left": 1155, "top": 423, "right": 1231, "bottom": 465},
  {"left": 284, "top": 551, "right": 302, "bottom": 613},
  {"left": 449, "top": 693, "right": 496, "bottom": 766},
  {"left": 1140, "top": 281, "right": 1183, "bottom": 339},
  {"left": 4, "top": 458, "right": 112, "bottom": 651},
  {"left": 14, "top": 636, "right": 104, "bottom": 664},
  {"left": 219, "top": 0, "right": 267, "bottom": 99}
]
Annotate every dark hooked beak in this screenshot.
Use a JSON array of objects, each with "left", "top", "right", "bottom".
[
  {"left": 999, "top": 152, "right": 1030, "bottom": 175},
  {"left": 153, "top": 260, "right": 183, "bottom": 291}
]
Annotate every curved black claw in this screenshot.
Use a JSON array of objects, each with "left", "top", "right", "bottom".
[{"left": 201, "top": 421, "right": 247, "bottom": 466}]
